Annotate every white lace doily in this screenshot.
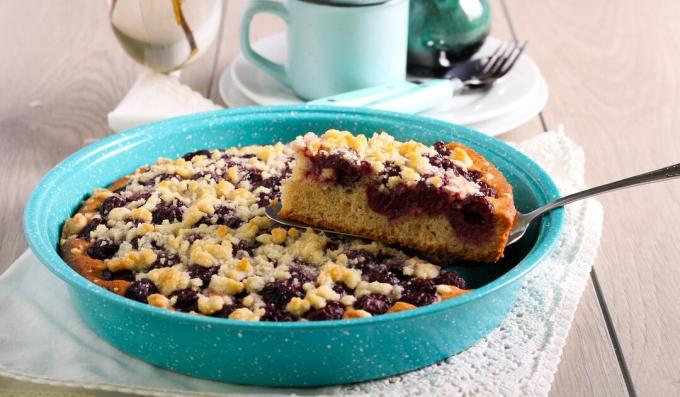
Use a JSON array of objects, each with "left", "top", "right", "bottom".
[{"left": 0, "top": 131, "right": 603, "bottom": 397}]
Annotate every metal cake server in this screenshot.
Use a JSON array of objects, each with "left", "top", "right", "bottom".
[
  {"left": 266, "top": 162, "right": 680, "bottom": 247},
  {"left": 506, "top": 162, "right": 680, "bottom": 244}
]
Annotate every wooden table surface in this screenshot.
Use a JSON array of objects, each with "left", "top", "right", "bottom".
[{"left": 2, "top": 1, "right": 679, "bottom": 396}]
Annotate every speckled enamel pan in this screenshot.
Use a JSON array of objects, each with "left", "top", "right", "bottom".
[{"left": 23, "top": 106, "right": 564, "bottom": 387}]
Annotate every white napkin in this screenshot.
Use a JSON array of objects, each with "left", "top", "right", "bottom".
[
  {"left": 0, "top": 131, "right": 603, "bottom": 397},
  {"left": 107, "top": 71, "right": 222, "bottom": 133}
]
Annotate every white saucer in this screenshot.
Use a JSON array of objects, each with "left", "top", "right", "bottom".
[
  {"left": 467, "top": 78, "right": 548, "bottom": 135},
  {"left": 219, "top": 65, "right": 548, "bottom": 137},
  {"left": 224, "top": 33, "right": 546, "bottom": 125}
]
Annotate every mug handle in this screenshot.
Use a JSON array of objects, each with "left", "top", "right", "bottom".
[{"left": 240, "top": 0, "right": 290, "bottom": 86}]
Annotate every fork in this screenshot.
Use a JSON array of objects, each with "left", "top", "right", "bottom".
[{"left": 308, "top": 41, "right": 527, "bottom": 114}]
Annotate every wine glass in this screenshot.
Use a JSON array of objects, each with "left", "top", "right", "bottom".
[{"left": 109, "top": 0, "right": 223, "bottom": 74}]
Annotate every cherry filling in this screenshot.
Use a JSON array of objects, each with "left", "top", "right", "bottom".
[
  {"left": 448, "top": 195, "right": 496, "bottom": 242},
  {"left": 182, "top": 149, "right": 211, "bottom": 161},
  {"left": 366, "top": 181, "right": 448, "bottom": 218},
  {"left": 366, "top": 182, "right": 495, "bottom": 243},
  {"left": 304, "top": 142, "right": 497, "bottom": 242},
  {"left": 306, "top": 153, "right": 372, "bottom": 186}
]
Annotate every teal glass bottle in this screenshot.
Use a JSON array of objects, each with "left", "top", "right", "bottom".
[{"left": 407, "top": 0, "right": 491, "bottom": 76}]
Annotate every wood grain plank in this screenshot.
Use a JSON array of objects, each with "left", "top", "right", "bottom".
[
  {"left": 549, "top": 280, "right": 629, "bottom": 397},
  {"left": 0, "top": 0, "right": 216, "bottom": 273},
  {"left": 0, "top": 0, "right": 136, "bottom": 272},
  {"left": 491, "top": 0, "right": 546, "bottom": 143},
  {"left": 506, "top": 0, "right": 680, "bottom": 395}
]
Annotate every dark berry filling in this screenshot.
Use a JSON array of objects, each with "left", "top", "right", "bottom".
[
  {"left": 306, "top": 152, "right": 372, "bottom": 186},
  {"left": 426, "top": 142, "right": 491, "bottom": 188},
  {"left": 125, "top": 279, "right": 158, "bottom": 303},
  {"left": 87, "top": 239, "right": 119, "bottom": 260},
  {"left": 188, "top": 265, "right": 219, "bottom": 286},
  {"left": 332, "top": 283, "right": 353, "bottom": 297},
  {"left": 212, "top": 304, "right": 241, "bottom": 318},
  {"left": 261, "top": 303, "right": 295, "bottom": 322},
  {"left": 100, "top": 195, "right": 127, "bottom": 216},
  {"left": 151, "top": 251, "right": 180, "bottom": 269},
  {"left": 222, "top": 154, "right": 248, "bottom": 170},
  {"left": 325, "top": 240, "right": 340, "bottom": 251},
  {"left": 185, "top": 233, "right": 202, "bottom": 244},
  {"left": 366, "top": 180, "right": 495, "bottom": 242},
  {"left": 433, "top": 271, "right": 466, "bottom": 289},
  {"left": 151, "top": 203, "right": 183, "bottom": 224},
  {"left": 433, "top": 141, "right": 452, "bottom": 156},
  {"left": 346, "top": 249, "right": 390, "bottom": 267},
  {"left": 306, "top": 301, "right": 344, "bottom": 321},
  {"left": 346, "top": 249, "right": 405, "bottom": 285},
  {"left": 400, "top": 278, "right": 437, "bottom": 306},
  {"left": 446, "top": 195, "right": 496, "bottom": 243},
  {"left": 191, "top": 170, "right": 223, "bottom": 182},
  {"left": 182, "top": 149, "right": 211, "bottom": 161},
  {"left": 242, "top": 169, "right": 264, "bottom": 186},
  {"left": 362, "top": 264, "right": 401, "bottom": 285},
  {"left": 233, "top": 240, "right": 254, "bottom": 258},
  {"left": 355, "top": 293, "right": 391, "bottom": 315},
  {"left": 101, "top": 269, "right": 135, "bottom": 281},
  {"left": 288, "top": 259, "right": 317, "bottom": 284},
  {"left": 254, "top": 173, "right": 288, "bottom": 207},
  {"left": 79, "top": 217, "right": 104, "bottom": 239},
  {"left": 375, "top": 162, "right": 402, "bottom": 186},
  {"left": 140, "top": 173, "right": 178, "bottom": 186},
  {"left": 170, "top": 288, "right": 199, "bottom": 312},
  {"left": 212, "top": 206, "right": 242, "bottom": 228},
  {"left": 126, "top": 191, "right": 152, "bottom": 203},
  {"left": 477, "top": 181, "right": 496, "bottom": 198},
  {"left": 129, "top": 236, "right": 140, "bottom": 249},
  {"left": 259, "top": 280, "right": 304, "bottom": 309}
]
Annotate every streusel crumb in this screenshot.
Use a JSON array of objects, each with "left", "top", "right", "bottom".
[{"left": 60, "top": 135, "right": 472, "bottom": 321}]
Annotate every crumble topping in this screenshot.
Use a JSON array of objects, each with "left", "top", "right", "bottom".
[
  {"left": 60, "top": 136, "right": 471, "bottom": 322},
  {"left": 148, "top": 294, "right": 171, "bottom": 309},
  {"left": 291, "top": 130, "right": 483, "bottom": 197},
  {"left": 343, "top": 308, "right": 372, "bottom": 319},
  {"left": 197, "top": 294, "right": 225, "bottom": 315}
]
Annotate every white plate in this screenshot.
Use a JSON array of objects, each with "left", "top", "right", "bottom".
[
  {"left": 219, "top": 65, "right": 548, "bottom": 137},
  {"left": 227, "top": 33, "right": 545, "bottom": 125},
  {"left": 467, "top": 78, "right": 548, "bottom": 136}
]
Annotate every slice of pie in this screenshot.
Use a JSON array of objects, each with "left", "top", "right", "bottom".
[{"left": 280, "top": 130, "right": 516, "bottom": 262}]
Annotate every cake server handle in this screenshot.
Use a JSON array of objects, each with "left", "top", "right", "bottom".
[
  {"left": 309, "top": 79, "right": 462, "bottom": 113},
  {"left": 308, "top": 81, "right": 421, "bottom": 108},
  {"left": 508, "top": 162, "right": 680, "bottom": 245}
]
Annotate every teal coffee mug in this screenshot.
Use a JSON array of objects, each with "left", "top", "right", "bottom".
[{"left": 240, "top": 0, "right": 409, "bottom": 100}]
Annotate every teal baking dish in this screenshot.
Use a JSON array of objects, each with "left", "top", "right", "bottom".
[{"left": 23, "top": 106, "right": 563, "bottom": 386}]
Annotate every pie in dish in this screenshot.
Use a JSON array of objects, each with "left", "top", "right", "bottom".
[
  {"left": 59, "top": 136, "right": 471, "bottom": 322},
  {"left": 280, "top": 130, "right": 516, "bottom": 262}
]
